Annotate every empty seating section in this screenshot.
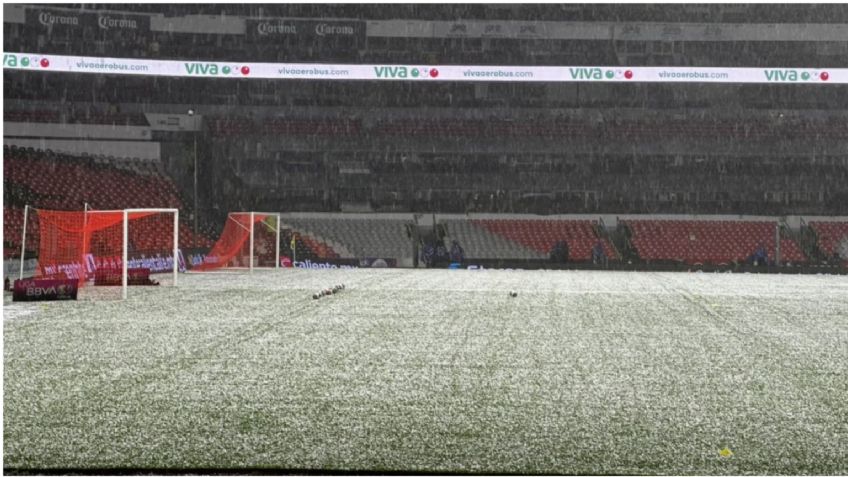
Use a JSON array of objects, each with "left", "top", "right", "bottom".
[
  {"left": 3, "top": 147, "right": 214, "bottom": 256},
  {"left": 277, "top": 229, "right": 335, "bottom": 262},
  {"left": 282, "top": 217, "right": 412, "bottom": 259},
  {"left": 207, "top": 116, "right": 257, "bottom": 136},
  {"left": 208, "top": 117, "right": 361, "bottom": 136},
  {"left": 299, "top": 236, "right": 340, "bottom": 260},
  {"left": 810, "top": 221, "right": 848, "bottom": 257},
  {"left": 627, "top": 220, "right": 806, "bottom": 264},
  {"left": 442, "top": 219, "right": 542, "bottom": 260},
  {"left": 4, "top": 110, "right": 60, "bottom": 123},
  {"left": 263, "top": 119, "right": 361, "bottom": 136},
  {"left": 3, "top": 207, "right": 38, "bottom": 258},
  {"left": 4, "top": 109, "right": 147, "bottom": 125},
  {"left": 474, "top": 219, "right": 615, "bottom": 261},
  {"left": 5, "top": 157, "right": 179, "bottom": 210},
  {"left": 204, "top": 116, "right": 848, "bottom": 140}
]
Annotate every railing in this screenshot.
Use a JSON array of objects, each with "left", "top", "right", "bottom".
[
  {"left": 596, "top": 217, "right": 621, "bottom": 260},
  {"left": 797, "top": 218, "right": 826, "bottom": 263}
]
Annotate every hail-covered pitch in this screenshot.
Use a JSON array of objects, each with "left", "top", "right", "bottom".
[{"left": 4, "top": 269, "right": 848, "bottom": 474}]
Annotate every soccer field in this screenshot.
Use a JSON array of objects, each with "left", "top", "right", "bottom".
[{"left": 4, "top": 269, "right": 848, "bottom": 474}]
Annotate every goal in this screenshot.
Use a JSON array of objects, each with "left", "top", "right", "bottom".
[
  {"left": 24, "top": 206, "right": 180, "bottom": 299},
  {"left": 193, "top": 212, "right": 280, "bottom": 272}
]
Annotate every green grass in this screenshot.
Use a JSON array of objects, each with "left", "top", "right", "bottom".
[{"left": 4, "top": 269, "right": 848, "bottom": 474}]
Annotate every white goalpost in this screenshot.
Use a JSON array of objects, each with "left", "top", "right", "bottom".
[
  {"left": 242, "top": 211, "right": 281, "bottom": 272},
  {"left": 120, "top": 208, "right": 179, "bottom": 299},
  {"left": 85, "top": 208, "right": 179, "bottom": 299},
  {"left": 193, "top": 211, "right": 281, "bottom": 273},
  {"left": 18, "top": 204, "right": 29, "bottom": 281},
  {"left": 22, "top": 207, "right": 180, "bottom": 300}
]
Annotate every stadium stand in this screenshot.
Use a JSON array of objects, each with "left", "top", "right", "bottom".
[
  {"left": 809, "top": 221, "right": 848, "bottom": 261},
  {"left": 441, "top": 219, "right": 543, "bottom": 260},
  {"left": 3, "top": 206, "right": 38, "bottom": 258},
  {"left": 3, "top": 146, "right": 214, "bottom": 257},
  {"left": 4, "top": 108, "right": 147, "bottom": 126},
  {"left": 298, "top": 235, "right": 340, "bottom": 260},
  {"left": 625, "top": 219, "right": 806, "bottom": 265},
  {"left": 3, "top": 110, "right": 61, "bottom": 123},
  {"left": 275, "top": 230, "right": 325, "bottom": 262},
  {"left": 52, "top": 4, "right": 848, "bottom": 23},
  {"left": 281, "top": 217, "right": 413, "bottom": 260},
  {"left": 9, "top": 5, "right": 848, "bottom": 66},
  {"left": 474, "top": 219, "right": 617, "bottom": 261}
]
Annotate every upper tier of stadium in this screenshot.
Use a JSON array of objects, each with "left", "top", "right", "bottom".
[{"left": 5, "top": 3, "right": 848, "bottom": 68}]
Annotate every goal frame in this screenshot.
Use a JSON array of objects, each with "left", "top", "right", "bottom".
[
  {"left": 192, "top": 212, "right": 281, "bottom": 273},
  {"left": 19, "top": 207, "right": 180, "bottom": 299},
  {"left": 234, "top": 212, "right": 281, "bottom": 273},
  {"left": 91, "top": 208, "right": 179, "bottom": 299}
]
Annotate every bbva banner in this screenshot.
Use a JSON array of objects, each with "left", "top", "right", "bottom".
[
  {"left": 13, "top": 278, "right": 79, "bottom": 301},
  {"left": 3, "top": 51, "right": 847, "bottom": 84}
]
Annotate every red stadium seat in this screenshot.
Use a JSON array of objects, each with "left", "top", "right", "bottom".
[
  {"left": 4, "top": 148, "right": 214, "bottom": 254},
  {"left": 473, "top": 219, "right": 616, "bottom": 261},
  {"left": 626, "top": 219, "right": 807, "bottom": 265}
]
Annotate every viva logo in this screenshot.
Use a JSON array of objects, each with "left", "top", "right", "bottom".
[
  {"left": 764, "top": 69, "right": 829, "bottom": 82},
  {"left": 4, "top": 54, "right": 30, "bottom": 67},
  {"left": 185, "top": 63, "right": 221, "bottom": 75},
  {"left": 184, "top": 63, "right": 250, "bottom": 76},
  {"left": 568, "top": 68, "right": 614, "bottom": 80},
  {"left": 764, "top": 69, "right": 800, "bottom": 82},
  {"left": 374, "top": 66, "right": 432, "bottom": 79},
  {"left": 4, "top": 54, "right": 49, "bottom": 68},
  {"left": 375, "top": 66, "right": 410, "bottom": 78}
]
